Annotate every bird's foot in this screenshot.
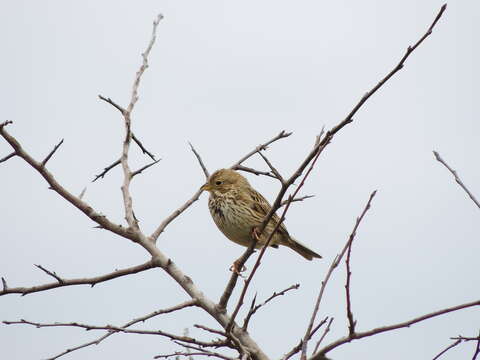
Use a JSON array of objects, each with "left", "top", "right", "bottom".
[{"left": 229, "top": 259, "right": 247, "bottom": 275}]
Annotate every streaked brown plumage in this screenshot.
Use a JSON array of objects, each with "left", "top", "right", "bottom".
[{"left": 201, "top": 169, "right": 321, "bottom": 260}]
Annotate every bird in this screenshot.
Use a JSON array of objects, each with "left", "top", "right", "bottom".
[{"left": 201, "top": 168, "right": 321, "bottom": 261}]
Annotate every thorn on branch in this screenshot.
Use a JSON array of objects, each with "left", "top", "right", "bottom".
[
  {"left": 131, "top": 159, "right": 161, "bottom": 177},
  {"left": 79, "top": 187, "right": 87, "bottom": 200},
  {"left": 0, "top": 151, "right": 16, "bottom": 164},
  {"left": 41, "top": 138, "right": 64, "bottom": 167},
  {"left": 34, "top": 264, "right": 64, "bottom": 284},
  {"left": 132, "top": 133, "right": 156, "bottom": 161},
  {"left": 1, "top": 277, "right": 7, "bottom": 291},
  {"left": 98, "top": 95, "right": 126, "bottom": 115},
  {"left": 0, "top": 120, "right": 13, "bottom": 129},
  {"left": 92, "top": 159, "right": 121, "bottom": 182}
]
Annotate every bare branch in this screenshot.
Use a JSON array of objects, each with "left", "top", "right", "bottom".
[
  {"left": 256, "top": 151, "right": 285, "bottom": 183},
  {"left": 168, "top": 343, "right": 236, "bottom": 360},
  {"left": 474, "top": 331, "right": 480, "bottom": 360},
  {"left": 282, "top": 318, "right": 328, "bottom": 360},
  {"left": 257, "top": 2, "right": 447, "bottom": 270},
  {"left": 233, "top": 165, "right": 277, "bottom": 179},
  {"left": 345, "top": 236, "right": 356, "bottom": 335},
  {"left": 313, "top": 318, "right": 334, "bottom": 355},
  {"left": 155, "top": 351, "right": 233, "bottom": 360},
  {"left": 3, "top": 319, "right": 222, "bottom": 348},
  {"left": 132, "top": 132, "right": 156, "bottom": 161},
  {"left": 280, "top": 195, "right": 315, "bottom": 208},
  {"left": 189, "top": 142, "right": 210, "bottom": 179},
  {"left": 150, "top": 188, "right": 203, "bottom": 242},
  {"left": 312, "top": 299, "right": 480, "bottom": 359},
  {"left": 0, "top": 126, "right": 139, "bottom": 242},
  {"left": 432, "top": 339, "right": 462, "bottom": 360},
  {"left": 92, "top": 159, "right": 121, "bottom": 182},
  {"left": 41, "top": 139, "right": 64, "bottom": 167},
  {"left": 0, "top": 261, "right": 155, "bottom": 296},
  {"left": 132, "top": 159, "right": 161, "bottom": 178},
  {"left": 34, "top": 264, "right": 64, "bottom": 284},
  {"left": 433, "top": 151, "right": 480, "bottom": 209},
  {"left": 126, "top": 14, "right": 163, "bottom": 114},
  {"left": 194, "top": 324, "right": 227, "bottom": 337},
  {"left": 0, "top": 151, "right": 16, "bottom": 164},
  {"left": 302, "top": 191, "right": 377, "bottom": 360},
  {"left": 48, "top": 300, "right": 197, "bottom": 360},
  {"left": 98, "top": 95, "right": 126, "bottom": 114},
  {"left": 242, "top": 284, "right": 300, "bottom": 330},
  {"left": 231, "top": 130, "right": 292, "bottom": 168}
]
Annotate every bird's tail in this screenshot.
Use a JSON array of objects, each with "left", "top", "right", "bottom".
[{"left": 288, "top": 238, "right": 322, "bottom": 260}]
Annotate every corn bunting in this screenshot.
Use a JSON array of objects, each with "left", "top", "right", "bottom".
[{"left": 201, "top": 169, "right": 321, "bottom": 260}]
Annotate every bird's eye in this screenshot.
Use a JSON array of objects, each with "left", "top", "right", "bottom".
[{"left": 215, "top": 180, "right": 222, "bottom": 186}]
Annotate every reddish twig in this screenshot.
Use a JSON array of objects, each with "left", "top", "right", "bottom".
[
  {"left": 301, "top": 191, "right": 377, "bottom": 360},
  {"left": 345, "top": 238, "right": 356, "bottom": 335},
  {"left": 313, "top": 299, "right": 480, "bottom": 359}
]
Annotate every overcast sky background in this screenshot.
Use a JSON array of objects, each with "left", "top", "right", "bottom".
[{"left": 1, "top": 1, "right": 478, "bottom": 359}]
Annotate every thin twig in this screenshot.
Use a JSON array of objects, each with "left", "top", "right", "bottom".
[
  {"left": 3, "top": 319, "right": 219, "bottom": 348},
  {"left": 168, "top": 343, "right": 235, "bottom": 360},
  {"left": 313, "top": 318, "right": 334, "bottom": 355},
  {"left": 194, "top": 324, "right": 227, "bottom": 337},
  {"left": 189, "top": 142, "right": 210, "bottom": 179},
  {"left": 432, "top": 339, "right": 462, "bottom": 360},
  {"left": 433, "top": 151, "right": 480, "bottom": 209},
  {"left": 150, "top": 188, "right": 203, "bottom": 242},
  {"left": 41, "top": 139, "right": 64, "bottom": 167},
  {"left": 256, "top": 151, "right": 285, "bottom": 183},
  {"left": 301, "top": 191, "right": 377, "bottom": 360},
  {"left": 313, "top": 299, "right": 480, "bottom": 359},
  {"left": 242, "top": 284, "right": 300, "bottom": 330},
  {"left": 98, "top": 95, "right": 126, "bottom": 114},
  {"left": 132, "top": 133, "right": 156, "bottom": 160},
  {"left": 131, "top": 159, "right": 161, "bottom": 177},
  {"left": 233, "top": 165, "right": 277, "bottom": 179},
  {"left": 92, "top": 159, "right": 121, "bottom": 182},
  {"left": 231, "top": 130, "right": 292, "bottom": 168},
  {"left": 345, "top": 237, "right": 356, "bottom": 335},
  {"left": 280, "top": 195, "right": 315, "bottom": 207},
  {"left": 0, "top": 261, "right": 155, "bottom": 296},
  {"left": 282, "top": 318, "right": 328, "bottom": 360},
  {"left": 155, "top": 352, "right": 232, "bottom": 360},
  {"left": 0, "top": 151, "right": 16, "bottom": 164},
  {"left": 474, "top": 331, "right": 480, "bottom": 360},
  {"left": 34, "top": 264, "right": 64, "bottom": 284},
  {"left": 47, "top": 300, "right": 197, "bottom": 360}
]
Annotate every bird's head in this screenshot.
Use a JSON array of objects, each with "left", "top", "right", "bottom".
[{"left": 201, "top": 169, "right": 250, "bottom": 195}]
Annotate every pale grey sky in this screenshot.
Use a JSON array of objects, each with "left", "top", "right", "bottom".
[{"left": 1, "top": 1, "right": 479, "bottom": 359}]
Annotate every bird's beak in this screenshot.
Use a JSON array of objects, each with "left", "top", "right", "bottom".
[{"left": 201, "top": 183, "right": 212, "bottom": 192}]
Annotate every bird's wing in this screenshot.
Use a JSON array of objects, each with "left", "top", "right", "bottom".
[{"left": 248, "top": 188, "right": 289, "bottom": 236}]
